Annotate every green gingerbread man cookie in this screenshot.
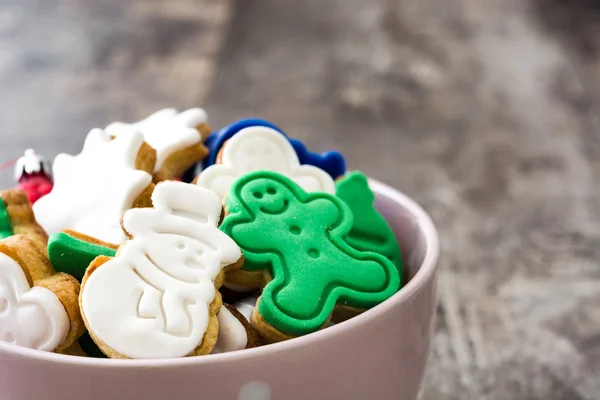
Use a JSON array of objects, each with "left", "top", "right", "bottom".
[
  {"left": 48, "top": 231, "right": 117, "bottom": 281},
  {"left": 220, "top": 171, "right": 401, "bottom": 337},
  {"left": 0, "top": 198, "right": 13, "bottom": 239},
  {"left": 336, "top": 171, "right": 403, "bottom": 278}
]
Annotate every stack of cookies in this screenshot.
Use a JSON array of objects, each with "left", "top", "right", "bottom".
[{"left": 0, "top": 109, "right": 404, "bottom": 359}]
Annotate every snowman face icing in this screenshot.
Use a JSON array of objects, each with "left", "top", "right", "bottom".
[
  {"left": 196, "top": 127, "right": 335, "bottom": 199},
  {"left": 227, "top": 133, "right": 290, "bottom": 173}
]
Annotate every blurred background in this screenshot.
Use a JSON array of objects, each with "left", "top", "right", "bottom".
[{"left": 1, "top": 0, "right": 599, "bottom": 398}]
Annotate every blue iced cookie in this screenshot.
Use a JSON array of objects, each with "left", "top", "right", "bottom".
[{"left": 201, "top": 118, "right": 346, "bottom": 179}]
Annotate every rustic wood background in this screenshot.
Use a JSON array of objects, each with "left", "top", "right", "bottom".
[{"left": 1, "top": 0, "right": 599, "bottom": 399}]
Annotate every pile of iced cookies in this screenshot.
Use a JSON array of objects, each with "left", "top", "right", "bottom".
[{"left": 0, "top": 109, "right": 403, "bottom": 359}]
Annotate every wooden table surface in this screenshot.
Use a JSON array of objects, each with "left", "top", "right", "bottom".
[{"left": 1, "top": 0, "right": 599, "bottom": 399}]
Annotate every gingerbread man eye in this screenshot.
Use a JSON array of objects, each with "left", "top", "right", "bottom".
[
  {"left": 253, "top": 191, "right": 263, "bottom": 199},
  {"left": 266, "top": 187, "right": 277, "bottom": 195}
]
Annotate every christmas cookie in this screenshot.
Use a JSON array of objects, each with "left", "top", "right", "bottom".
[
  {"left": 212, "top": 303, "right": 262, "bottom": 354},
  {"left": 106, "top": 108, "right": 210, "bottom": 182},
  {"left": 0, "top": 234, "right": 84, "bottom": 352},
  {"left": 232, "top": 293, "right": 259, "bottom": 321},
  {"left": 80, "top": 181, "right": 244, "bottom": 359},
  {"left": 0, "top": 189, "right": 48, "bottom": 250},
  {"left": 48, "top": 230, "right": 118, "bottom": 281},
  {"left": 203, "top": 118, "right": 346, "bottom": 179},
  {"left": 196, "top": 126, "right": 335, "bottom": 198},
  {"left": 0, "top": 197, "right": 10, "bottom": 239},
  {"left": 336, "top": 171, "right": 403, "bottom": 276},
  {"left": 220, "top": 171, "right": 401, "bottom": 342},
  {"left": 33, "top": 129, "right": 156, "bottom": 245}
]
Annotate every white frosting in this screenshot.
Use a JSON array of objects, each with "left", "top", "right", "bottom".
[
  {"left": 233, "top": 294, "right": 259, "bottom": 321},
  {"left": 33, "top": 129, "right": 152, "bottom": 244},
  {"left": 211, "top": 306, "right": 248, "bottom": 354},
  {"left": 81, "top": 181, "right": 241, "bottom": 359},
  {"left": 106, "top": 108, "right": 207, "bottom": 171},
  {"left": 196, "top": 127, "right": 335, "bottom": 198},
  {"left": 0, "top": 253, "right": 69, "bottom": 351}
]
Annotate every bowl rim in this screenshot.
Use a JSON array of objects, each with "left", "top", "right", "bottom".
[{"left": 0, "top": 178, "right": 440, "bottom": 368}]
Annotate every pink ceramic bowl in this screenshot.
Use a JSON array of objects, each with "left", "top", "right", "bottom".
[{"left": 0, "top": 179, "right": 439, "bottom": 400}]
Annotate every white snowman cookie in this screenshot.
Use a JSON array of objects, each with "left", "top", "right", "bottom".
[
  {"left": 195, "top": 126, "right": 335, "bottom": 198},
  {"left": 80, "top": 181, "right": 243, "bottom": 359}
]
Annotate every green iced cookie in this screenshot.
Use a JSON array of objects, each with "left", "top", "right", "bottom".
[
  {"left": 48, "top": 232, "right": 117, "bottom": 281},
  {"left": 220, "top": 171, "right": 401, "bottom": 336},
  {"left": 0, "top": 198, "right": 13, "bottom": 239},
  {"left": 336, "top": 171, "right": 403, "bottom": 278}
]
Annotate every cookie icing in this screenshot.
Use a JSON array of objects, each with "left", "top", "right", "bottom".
[
  {"left": 336, "top": 171, "right": 403, "bottom": 276},
  {"left": 211, "top": 306, "right": 248, "bottom": 354},
  {"left": 33, "top": 129, "right": 152, "bottom": 244},
  {"left": 48, "top": 232, "right": 117, "bottom": 281},
  {"left": 220, "top": 171, "right": 401, "bottom": 335},
  {"left": 197, "top": 126, "right": 335, "bottom": 198},
  {"left": 0, "top": 253, "right": 69, "bottom": 351},
  {"left": 203, "top": 118, "right": 346, "bottom": 178},
  {"left": 81, "top": 181, "right": 241, "bottom": 359},
  {"left": 106, "top": 108, "right": 207, "bottom": 171},
  {"left": 0, "top": 198, "right": 13, "bottom": 239},
  {"left": 233, "top": 296, "right": 257, "bottom": 321}
]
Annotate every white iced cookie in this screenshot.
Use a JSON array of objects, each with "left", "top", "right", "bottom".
[
  {"left": 211, "top": 306, "right": 248, "bottom": 354},
  {"left": 233, "top": 294, "right": 259, "bottom": 321},
  {"left": 33, "top": 129, "right": 153, "bottom": 244},
  {"left": 80, "top": 181, "right": 243, "bottom": 359},
  {"left": 195, "top": 126, "right": 335, "bottom": 198},
  {"left": 106, "top": 108, "right": 207, "bottom": 172},
  {"left": 0, "top": 252, "right": 69, "bottom": 351}
]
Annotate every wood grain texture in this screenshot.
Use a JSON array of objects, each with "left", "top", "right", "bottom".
[
  {"left": 0, "top": 0, "right": 599, "bottom": 398},
  {"left": 0, "top": 0, "right": 231, "bottom": 188},
  {"left": 206, "top": 0, "right": 600, "bottom": 399}
]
